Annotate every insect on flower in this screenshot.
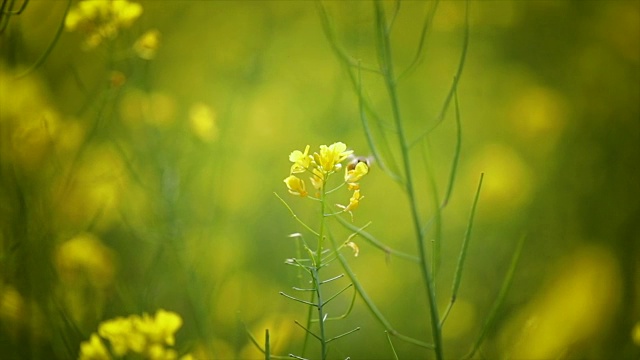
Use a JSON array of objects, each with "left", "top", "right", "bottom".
[{"left": 346, "top": 154, "right": 374, "bottom": 171}]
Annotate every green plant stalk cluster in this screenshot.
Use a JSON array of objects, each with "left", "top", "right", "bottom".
[{"left": 315, "top": 1, "right": 525, "bottom": 359}]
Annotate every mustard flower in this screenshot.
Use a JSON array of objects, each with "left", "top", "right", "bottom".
[
  {"left": 134, "top": 28, "right": 161, "bottom": 60},
  {"left": 284, "top": 175, "right": 308, "bottom": 197},
  {"left": 345, "top": 161, "right": 369, "bottom": 189},
  {"left": 289, "top": 145, "right": 311, "bottom": 174},
  {"left": 313, "top": 142, "right": 353, "bottom": 173},
  {"left": 310, "top": 167, "right": 325, "bottom": 191},
  {"left": 65, "top": 0, "right": 143, "bottom": 49},
  {"left": 79, "top": 333, "right": 111, "bottom": 360},
  {"left": 98, "top": 316, "right": 144, "bottom": 355},
  {"left": 344, "top": 189, "right": 362, "bottom": 212},
  {"left": 336, "top": 190, "right": 363, "bottom": 221},
  {"left": 137, "top": 309, "right": 183, "bottom": 346}
]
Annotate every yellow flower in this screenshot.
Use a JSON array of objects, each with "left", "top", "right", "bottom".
[
  {"left": 346, "top": 189, "right": 362, "bottom": 212},
  {"left": 284, "top": 175, "right": 307, "bottom": 197},
  {"left": 65, "top": 0, "right": 143, "bottom": 49},
  {"left": 98, "top": 316, "right": 141, "bottom": 356},
  {"left": 189, "top": 102, "right": 218, "bottom": 142},
  {"left": 313, "top": 142, "right": 352, "bottom": 173},
  {"left": 79, "top": 333, "right": 111, "bottom": 360},
  {"left": 344, "top": 161, "right": 369, "bottom": 187},
  {"left": 141, "top": 309, "right": 183, "bottom": 346},
  {"left": 55, "top": 233, "right": 116, "bottom": 289},
  {"left": 309, "top": 168, "right": 325, "bottom": 190},
  {"left": 134, "top": 28, "right": 161, "bottom": 60},
  {"left": 289, "top": 145, "right": 311, "bottom": 174}
]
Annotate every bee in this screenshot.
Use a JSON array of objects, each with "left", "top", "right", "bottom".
[{"left": 346, "top": 154, "right": 374, "bottom": 171}]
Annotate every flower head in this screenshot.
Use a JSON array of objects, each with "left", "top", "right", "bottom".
[
  {"left": 134, "top": 28, "right": 161, "bottom": 60},
  {"left": 65, "top": 0, "right": 143, "bottom": 49},
  {"left": 284, "top": 175, "right": 307, "bottom": 197},
  {"left": 313, "top": 142, "right": 352, "bottom": 174},
  {"left": 345, "top": 161, "right": 369, "bottom": 189},
  {"left": 344, "top": 189, "right": 362, "bottom": 212},
  {"left": 79, "top": 334, "right": 110, "bottom": 360},
  {"left": 86, "top": 309, "right": 187, "bottom": 359},
  {"left": 289, "top": 145, "right": 311, "bottom": 174}
]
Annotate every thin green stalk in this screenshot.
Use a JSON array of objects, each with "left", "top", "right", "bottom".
[
  {"left": 441, "top": 173, "right": 484, "bottom": 327},
  {"left": 410, "top": 0, "right": 470, "bottom": 146},
  {"left": 464, "top": 234, "right": 526, "bottom": 359},
  {"left": 315, "top": 186, "right": 328, "bottom": 360},
  {"left": 397, "top": 0, "right": 440, "bottom": 81},
  {"left": 327, "top": 231, "right": 435, "bottom": 350},
  {"left": 421, "top": 139, "right": 442, "bottom": 278},
  {"left": 385, "top": 331, "right": 400, "bottom": 360},
  {"left": 335, "top": 216, "right": 419, "bottom": 263},
  {"left": 312, "top": 267, "right": 327, "bottom": 360},
  {"left": 373, "top": 2, "right": 443, "bottom": 359},
  {"left": 265, "top": 329, "right": 270, "bottom": 360},
  {"left": 441, "top": 86, "right": 463, "bottom": 208},
  {"left": 16, "top": 0, "right": 71, "bottom": 79}
]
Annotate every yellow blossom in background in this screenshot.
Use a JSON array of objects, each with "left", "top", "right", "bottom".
[
  {"left": 313, "top": 142, "right": 352, "bottom": 174},
  {"left": 134, "top": 28, "right": 161, "bottom": 60},
  {"left": 81, "top": 309, "right": 189, "bottom": 360},
  {"left": 98, "top": 316, "right": 145, "bottom": 355},
  {"left": 55, "top": 233, "right": 116, "bottom": 289},
  {"left": 136, "top": 309, "right": 183, "bottom": 346},
  {"left": 284, "top": 175, "right": 307, "bottom": 197},
  {"left": 65, "top": 0, "right": 143, "bottom": 49},
  {"left": 0, "top": 286, "right": 25, "bottom": 335},
  {"left": 189, "top": 102, "right": 219, "bottom": 142},
  {"left": 632, "top": 322, "right": 640, "bottom": 346},
  {"left": 289, "top": 145, "right": 311, "bottom": 174},
  {"left": 79, "top": 334, "right": 110, "bottom": 360}
]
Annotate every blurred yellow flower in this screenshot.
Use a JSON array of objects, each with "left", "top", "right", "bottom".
[
  {"left": 55, "top": 233, "right": 115, "bottom": 289},
  {"left": 633, "top": 322, "right": 640, "bottom": 346},
  {"left": 289, "top": 145, "right": 311, "bottom": 174},
  {"left": 0, "top": 286, "right": 25, "bottom": 327},
  {"left": 83, "top": 309, "right": 188, "bottom": 359},
  {"left": 134, "top": 29, "right": 161, "bottom": 60},
  {"left": 313, "top": 142, "right": 352, "bottom": 174},
  {"left": 79, "top": 333, "right": 111, "bottom": 360},
  {"left": 284, "top": 175, "right": 307, "bottom": 197},
  {"left": 189, "top": 102, "right": 218, "bottom": 142},
  {"left": 98, "top": 316, "right": 143, "bottom": 355},
  {"left": 65, "top": 0, "right": 143, "bottom": 49},
  {"left": 137, "top": 309, "right": 183, "bottom": 346}
]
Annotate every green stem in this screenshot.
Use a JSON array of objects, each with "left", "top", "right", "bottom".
[
  {"left": 374, "top": 2, "right": 443, "bottom": 359},
  {"left": 312, "top": 267, "right": 327, "bottom": 360},
  {"left": 316, "top": 185, "right": 328, "bottom": 359}
]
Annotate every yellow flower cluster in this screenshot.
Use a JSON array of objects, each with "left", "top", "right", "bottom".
[
  {"left": 79, "top": 309, "right": 192, "bottom": 360},
  {"left": 65, "top": 0, "right": 143, "bottom": 49},
  {"left": 284, "top": 142, "right": 369, "bottom": 216}
]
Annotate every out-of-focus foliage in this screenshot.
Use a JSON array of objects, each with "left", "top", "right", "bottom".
[{"left": 0, "top": 1, "right": 638, "bottom": 359}]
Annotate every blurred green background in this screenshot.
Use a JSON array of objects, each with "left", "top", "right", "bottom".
[{"left": 1, "top": 1, "right": 638, "bottom": 359}]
